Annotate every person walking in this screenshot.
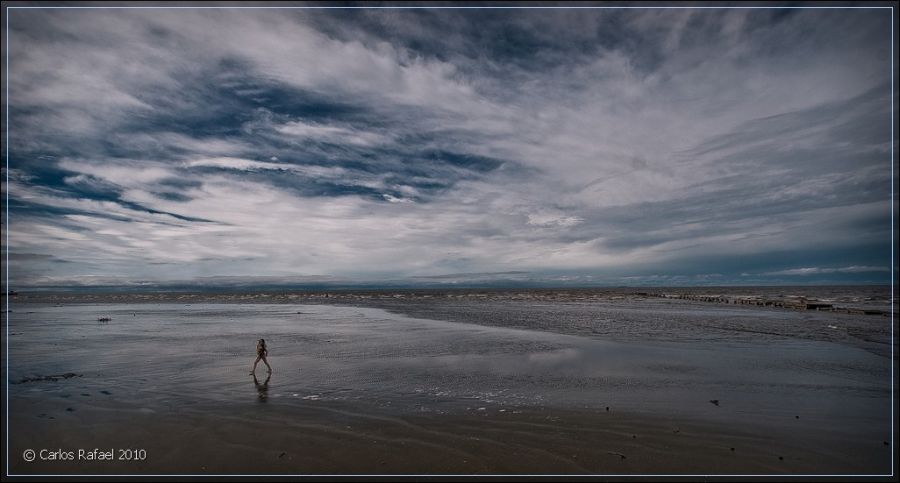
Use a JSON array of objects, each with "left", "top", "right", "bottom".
[{"left": 250, "top": 338, "right": 273, "bottom": 374}]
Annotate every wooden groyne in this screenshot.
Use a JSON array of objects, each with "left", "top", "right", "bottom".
[{"left": 646, "top": 293, "right": 890, "bottom": 317}]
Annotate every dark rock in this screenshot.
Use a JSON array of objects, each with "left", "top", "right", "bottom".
[{"left": 14, "top": 372, "right": 82, "bottom": 384}]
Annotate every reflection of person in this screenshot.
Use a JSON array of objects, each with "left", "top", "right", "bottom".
[
  {"left": 253, "top": 373, "right": 271, "bottom": 402},
  {"left": 250, "top": 338, "right": 273, "bottom": 375}
]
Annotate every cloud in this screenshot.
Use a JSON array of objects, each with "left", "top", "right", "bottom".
[
  {"left": 184, "top": 157, "right": 348, "bottom": 177},
  {"left": 762, "top": 266, "right": 892, "bottom": 276},
  {"left": 4, "top": 7, "right": 892, "bottom": 287},
  {"left": 526, "top": 211, "right": 584, "bottom": 228},
  {"left": 273, "top": 119, "right": 392, "bottom": 146}
]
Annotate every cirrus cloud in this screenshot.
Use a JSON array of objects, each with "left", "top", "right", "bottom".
[{"left": 3, "top": 7, "right": 893, "bottom": 288}]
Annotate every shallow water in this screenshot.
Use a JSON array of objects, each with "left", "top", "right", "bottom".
[{"left": 6, "top": 302, "right": 890, "bottom": 439}]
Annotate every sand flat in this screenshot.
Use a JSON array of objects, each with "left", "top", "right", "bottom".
[{"left": 4, "top": 299, "right": 892, "bottom": 475}]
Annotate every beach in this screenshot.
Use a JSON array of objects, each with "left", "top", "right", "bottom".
[
  {"left": 5, "top": 2, "right": 895, "bottom": 479},
  {"left": 4, "top": 289, "right": 893, "bottom": 475}
]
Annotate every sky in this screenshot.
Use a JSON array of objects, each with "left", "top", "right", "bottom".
[{"left": 2, "top": 5, "right": 895, "bottom": 289}]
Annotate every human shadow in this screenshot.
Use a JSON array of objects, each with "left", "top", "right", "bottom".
[{"left": 252, "top": 373, "right": 271, "bottom": 403}]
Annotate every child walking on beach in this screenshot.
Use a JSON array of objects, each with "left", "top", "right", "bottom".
[{"left": 251, "top": 338, "right": 273, "bottom": 374}]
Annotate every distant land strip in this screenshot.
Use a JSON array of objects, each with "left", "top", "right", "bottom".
[{"left": 3, "top": 287, "right": 892, "bottom": 317}]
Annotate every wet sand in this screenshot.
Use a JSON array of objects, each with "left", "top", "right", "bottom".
[
  {"left": 4, "top": 296, "right": 893, "bottom": 476},
  {"left": 8, "top": 395, "right": 890, "bottom": 475}
]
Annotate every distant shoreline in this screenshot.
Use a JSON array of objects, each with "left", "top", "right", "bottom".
[
  {"left": 5, "top": 286, "right": 892, "bottom": 316},
  {"left": 3, "top": 283, "right": 892, "bottom": 297}
]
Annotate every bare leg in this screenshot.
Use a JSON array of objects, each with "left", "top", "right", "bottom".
[
  {"left": 250, "top": 356, "right": 261, "bottom": 374},
  {"left": 261, "top": 356, "right": 272, "bottom": 373}
]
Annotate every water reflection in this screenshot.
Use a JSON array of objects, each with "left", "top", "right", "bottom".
[{"left": 253, "top": 373, "right": 271, "bottom": 403}]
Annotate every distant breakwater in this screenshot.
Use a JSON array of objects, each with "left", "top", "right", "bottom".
[{"left": 643, "top": 292, "right": 890, "bottom": 317}]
